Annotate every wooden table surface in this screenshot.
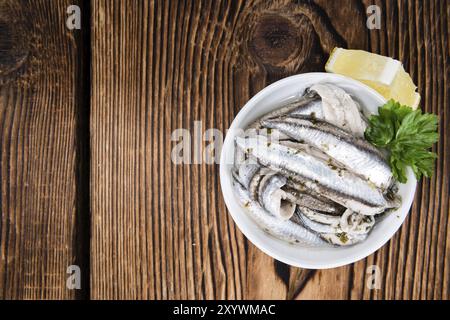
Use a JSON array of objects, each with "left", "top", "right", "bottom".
[{"left": 0, "top": 0, "right": 448, "bottom": 300}]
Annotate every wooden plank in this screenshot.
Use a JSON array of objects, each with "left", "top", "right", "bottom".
[
  {"left": 296, "top": 0, "right": 449, "bottom": 300},
  {"left": 90, "top": 0, "right": 342, "bottom": 299},
  {"left": 0, "top": 0, "right": 89, "bottom": 299},
  {"left": 91, "top": 0, "right": 448, "bottom": 299}
]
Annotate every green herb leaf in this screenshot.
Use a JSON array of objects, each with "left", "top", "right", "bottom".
[
  {"left": 365, "top": 112, "right": 394, "bottom": 147},
  {"left": 365, "top": 99, "right": 439, "bottom": 183}
]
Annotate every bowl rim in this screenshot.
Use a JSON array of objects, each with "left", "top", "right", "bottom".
[{"left": 219, "top": 72, "right": 417, "bottom": 269}]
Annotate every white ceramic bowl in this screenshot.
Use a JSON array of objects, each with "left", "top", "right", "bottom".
[{"left": 220, "top": 72, "right": 417, "bottom": 269}]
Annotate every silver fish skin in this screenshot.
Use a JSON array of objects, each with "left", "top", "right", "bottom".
[
  {"left": 232, "top": 178, "right": 324, "bottom": 246},
  {"left": 234, "top": 160, "right": 340, "bottom": 218},
  {"left": 262, "top": 116, "right": 393, "bottom": 190},
  {"left": 282, "top": 186, "right": 343, "bottom": 214},
  {"left": 242, "top": 127, "right": 291, "bottom": 141},
  {"left": 248, "top": 167, "right": 272, "bottom": 200},
  {"left": 299, "top": 206, "right": 341, "bottom": 226},
  {"left": 233, "top": 162, "right": 296, "bottom": 220},
  {"left": 308, "top": 83, "right": 368, "bottom": 137},
  {"left": 236, "top": 160, "right": 260, "bottom": 190},
  {"left": 235, "top": 136, "right": 398, "bottom": 215},
  {"left": 285, "top": 179, "right": 345, "bottom": 215},
  {"left": 248, "top": 92, "right": 323, "bottom": 129},
  {"left": 233, "top": 140, "right": 246, "bottom": 171},
  {"left": 292, "top": 208, "right": 372, "bottom": 246},
  {"left": 296, "top": 210, "right": 342, "bottom": 234},
  {"left": 258, "top": 174, "right": 296, "bottom": 220},
  {"left": 250, "top": 84, "right": 368, "bottom": 137},
  {"left": 288, "top": 94, "right": 323, "bottom": 118}
]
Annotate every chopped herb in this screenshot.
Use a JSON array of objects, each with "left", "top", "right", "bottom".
[
  {"left": 327, "top": 158, "right": 338, "bottom": 170},
  {"left": 336, "top": 232, "right": 349, "bottom": 243},
  {"left": 367, "top": 180, "right": 377, "bottom": 189}
]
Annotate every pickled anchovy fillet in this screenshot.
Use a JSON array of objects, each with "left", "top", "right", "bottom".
[
  {"left": 242, "top": 127, "right": 291, "bottom": 141},
  {"left": 250, "top": 83, "right": 367, "bottom": 137},
  {"left": 293, "top": 207, "right": 373, "bottom": 245},
  {"left": 262, "top": 116, "right": 393, "bottom": 190},
  {"left": 299, "top": 206, "right": 341, "bottom": 225},
  {"left": 235, "top": 157, "right": 344, "bottom": 216},
  {"left": 233, "top": 178, "right": 324, "bottom": 246},
  {"left": 235, "top": 160, "right": 260, "bottom": 190},
  {"left": 308, "top": 83, "right": 367, "bottom": 137},
  {"left": 235, "top": 135, "right": 399, "bottom": 215},
  {"left": 296, "top": 210, "right": 342, "bottom": 234},
  {"left": 249, "top": 92, "right": 323, "bottom": 129},
  {"left": 258, "top": 174, "right": 296, "bottom": 220},
  {"left": 282, "top": 186, "right": 344, "bottom": 214},
  {"left": 233, "top": 162, "right": 295, "bottom": 220},
  {"left": 285, "top": 178, "right": 345, "bottom": 215},
  {"left": 339, "top": 209, "right": 375, "bottom": 235},
  {"left": 230, "top": 83, "right": 402, "bottom": 247},
  {"left": 248, "top": 167, "right": 272, "bottom": 200},
  {"left": 233, "top": 140, "right": 246, "bottom": 171}
]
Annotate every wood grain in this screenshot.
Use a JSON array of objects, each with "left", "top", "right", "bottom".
[
  {"left": 1, "top": 0, "right": 447, "bottom": 300},
  {"left": 90, "top": 0, "right": 449, "bottom": 299},
  {"left": 0, "top": 0, "right": 89, "bottom": 299},
  {"left": 297, "top": 0, "right": 449, "bottom": 300}
]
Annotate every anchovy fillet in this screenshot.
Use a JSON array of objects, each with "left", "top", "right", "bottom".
[
  {"left": 299, "top": 206, "right": 341, "bottom": 225},
  {"left": 230, "top": 83, "right": 402, "bottom": 247},
  {"left": 308, "top": 83, "right": 368, "bottom": 137},
  {"left": 282, "top": 186, "right": 344, "bottom": 214},
  {"left": 235, "top": 160, "right": 260, "bottom": 190},
  {"left": 262, "top": 116, "right": 393, "bottom": 190},
  {"left": 339, "top": 209, "right": 375, "bottom": 235},
  {"left": 235, "top": 136, "right": 398, "bottom": 215},
  {"left": 296, "top": 210, "right": 342, "bottom": 234},
  {"left": 293, "top": 207, "right": 372, "bottom": 246},
  {"left": 258, "top": 174, "right": 296, "bottom": 220},
  {"left": 249, "top": 92, "right": 323, "bottom": 129},
  {"left": 233, "top": 178, "right": 323, "bottom": 245},
  {"left": 285, "top": 179, "right": 344, "bottom": 214},
  {"left": 234, "top": 162, "right": 296, "bottom": 220}
]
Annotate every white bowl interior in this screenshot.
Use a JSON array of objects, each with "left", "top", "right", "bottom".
[{"left": 220, "top": 73, "right": 417, "bottom": 269}]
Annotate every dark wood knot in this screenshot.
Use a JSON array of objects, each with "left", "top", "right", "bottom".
[
  {"left": 249, "top": 14, "right": 301, "bottom": 68},
  {"left": 0, "top": 19, "right": 29, "bottom": 79}
]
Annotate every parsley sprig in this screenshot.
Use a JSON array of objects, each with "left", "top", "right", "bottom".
[{"left": 365, "top": 100, "right": 439, "bottom": 183}]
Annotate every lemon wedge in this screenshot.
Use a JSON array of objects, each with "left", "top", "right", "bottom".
[{"left": 325, "top": 48, "right": 420, "bottom": 109}]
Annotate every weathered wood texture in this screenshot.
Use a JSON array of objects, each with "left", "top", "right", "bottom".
[
  {"left": 91, "top": 0, "right": 449, "bottom": 299},
  {"left": 1, "top": 0, "right": 447, "bottom": 300},
  {"left": 297, "top": 0, "right": 450, "bottom": 300},
  {"left": 0, "top": 0, "right": 89, "bottom": 299}
]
